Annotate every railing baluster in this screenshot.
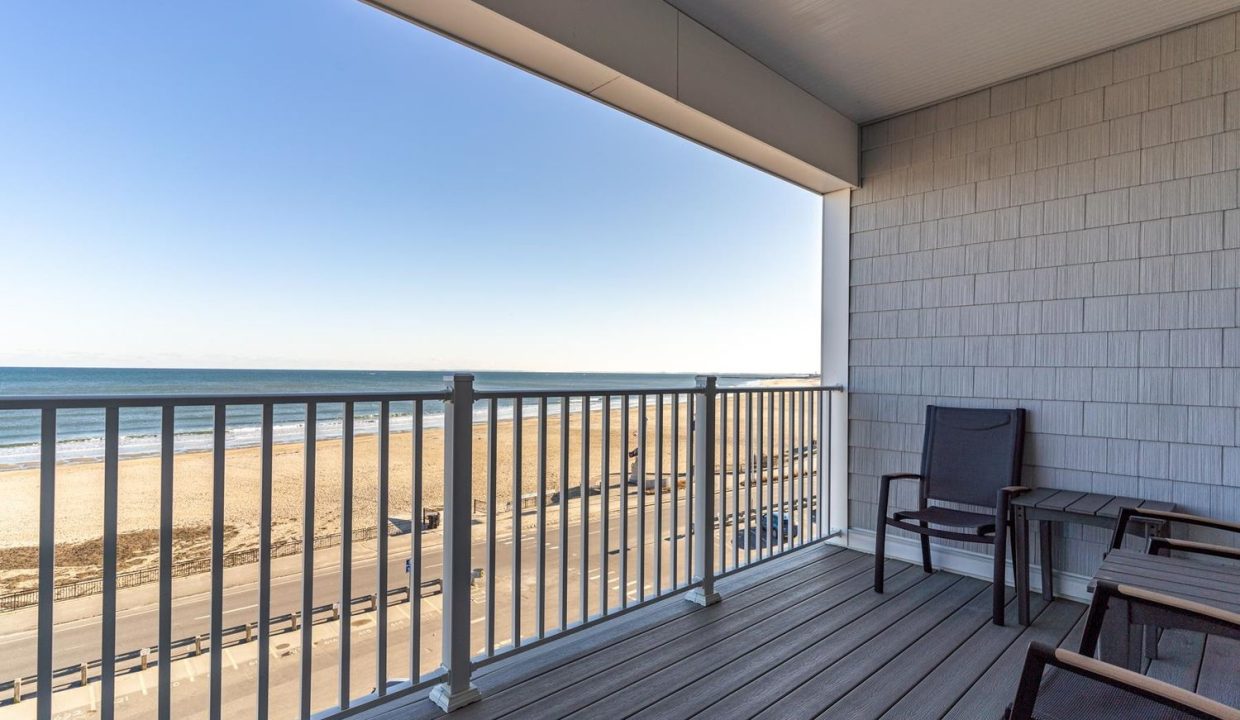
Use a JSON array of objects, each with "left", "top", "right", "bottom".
[
  {"left": 718, "top": 392, "right": 727, "bottom": 573},
  {"left": 791, "top": 391, "right": 798, "bottom": 548},
  {"left": 685, "top": 393, "right": 693, "bottom": 585},
  {"left": 536, "top": 398, "right": 547, "bottom": 639},
  {"left": 37, "top": 409, "right": 55, "bottom": 720},
  {"left": 512, "top": 397, "right": 523, "bottom": 648},
  {"left": 824, "top": 390, "right": 832, "bottom": 539},
  {"left": 767, "top": 391, "right": 777, "bottom": 554},
  {"left": 654, "top": 393, "right": 663, "bottom": 595},
  {"left": 158, "top": 407, "right": 173, "bottom": 720},
  {"left": 724, "top": 389, "right": 734, "bottom": 570},
  {"left": 101, "top": 407, "right": 119, "bottom": 720},
  {"left": 813, "top": 389, "right": 823, "bottom": 535},
  {"left": 299, "top": 403, "right": 316, "bottom": 719},
  {"left": 619, "top": 395, "right": 629, "bottom": 609},
  {"left": 780, "top": 392, "right": 789, "bottom": 554},
  {"left": 339, "top": 402, "right": 354, "bottom": 711},
  {"left": 789, "top": 392, "right": 799, "bottom": 549},
  {"left": 756, "top": 392, "right": 766, "bottom": 560},
  {"left": 558, "top": 396, "right": 569, "bottom": 631},
  {"left": 430, "top": 374, "right": 481, "bottom": 711},
  {"left": 579, "top": 396, "right": 590, "bottom": 621},
  {"left": 210, "top": 406, "right": 226, "bottom": 720},
  {"left": 376, "top": 400, "right": 390, "bottom": 694},
  {"left": 599, "top": 396, "right": 609, "bottom": 614},
  {"left": 257, "top": 403, "right": 274, "bottom": 719},
  {"left": 485, "top": 399, "right": 497, "bottom": 657},
  {"left": 803, "top": 389, "right": 813, "bottom": 542},
  {"left": 745, "top": 393, "right": 754, "bottom": 566},
  {"left": 409, "top": 400, "right": 423, "bottom": 678},
  {"left": 670, "top": 394, "right": 679, "bottom": 588},
  {"left": 637, "top": 394, "right": 647, "bottom": 603},
  {"left": 686, "top": 377, "right": 719, "bottom": 606}
]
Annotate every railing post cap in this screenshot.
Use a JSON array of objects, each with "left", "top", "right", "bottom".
[
  {"left": 694, "top": 375, "right": 718, "bottom": 390},
  {"left": 444, "top": 373, "right": 475, "bottom": 383}
]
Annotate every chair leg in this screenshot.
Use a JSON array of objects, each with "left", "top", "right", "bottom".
[
  {"left": 919, "top": 524, "right": 933, "bottom": 574},
  {"left": 992, "top": 532, "right": 1007, "bottom": 626},
  {"left": 874, "top": 519, "right": 887, "bottom": 593}
]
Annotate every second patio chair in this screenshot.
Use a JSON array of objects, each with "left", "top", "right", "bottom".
[
  {"left": 873, "top": 405, "right": 1027, "bottom": 625},
  {"left": 1004, "top": 580, "right": 1240, "bottom": 719}
]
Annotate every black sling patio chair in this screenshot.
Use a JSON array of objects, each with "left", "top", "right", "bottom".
[
  {"left": 873, "top": 405, "right": 1026, "bottom": 625},
  {"left": 1004, "top": 580, "right": 1240, "bottom": 720}
]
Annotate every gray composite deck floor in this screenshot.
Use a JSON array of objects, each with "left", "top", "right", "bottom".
[{"left": 352, "top": 544, "right": 1237, "bottom": 720}]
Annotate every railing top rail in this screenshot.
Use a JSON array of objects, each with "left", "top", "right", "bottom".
[
  {"left": 715, "top": 384, "right": 845, "bottom": 394},
  {"left": 473, "top": 386, "right": 697, "bottom": 400},
  {"left": 0, "top": 383, "right": 846, "bottom": 410},
  {"left": 0, "top": 390, "right": 451, "bottom": 411},
  {"left": 473, "top": 383, "right": 844, "bottom": 400}
]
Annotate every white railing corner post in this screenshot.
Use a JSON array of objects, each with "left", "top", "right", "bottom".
[
  {"left": 430, "top": 374, "right": 482, "bottom": 713},
  {"left": 686, "top": 375, "right": 721, "bottom": 607}
]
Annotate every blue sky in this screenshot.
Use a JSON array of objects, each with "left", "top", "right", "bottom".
[{"left": 0, "top": 1, "right": 822, "bottom": 374}]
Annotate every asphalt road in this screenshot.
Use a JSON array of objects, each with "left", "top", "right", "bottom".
[{"left": 0, "top": 472, "right": 818, "bottom": 719}]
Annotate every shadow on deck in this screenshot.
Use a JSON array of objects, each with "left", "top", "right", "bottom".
[{"left": 353, "top": 544, "right": 1234, "bottom": 719}]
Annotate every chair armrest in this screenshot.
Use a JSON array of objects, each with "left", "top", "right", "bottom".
[
  {"left": 877, "top": 474, "right": 924, "bottom": 520},
  {"left": 1008, "top": 643, "right": 1240, "bottom": 720},
  {"left": 880, "top": 473, "right": 924, "bottom": 485},
  {"left": 1112, "top": 507, "right": 1240, "bottom": 550},
  {"left": 1081, "top": 580, "right": 1240, "bottom": 657},
  {"left": 996, "top": 485, "right": 1029, "bottom": 503},
  {"left": 994, "top": 486, "right": 1028, "bottom": 522},
  {"left": 1148, "top": 537, "right": 1240, "bottom": 561}
]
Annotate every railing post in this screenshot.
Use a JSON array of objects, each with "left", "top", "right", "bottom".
[
  {"left": 686, "top": 376, "right": 721, "bottom": 607},
  {"left": 430, "top": 374, "right": 482, "bottom": 712}
]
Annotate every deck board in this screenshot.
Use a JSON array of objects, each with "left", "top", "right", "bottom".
[
  {"left": 770, "top": 580, "right": 991, "bottom": 719},
  {"left": 627, "top": 561, "right": 919, "bottom": 720},
  {"left": 349, "top": 545, "right": 1235, "bottom": 720},
  {"left": 939, "top": 598, "right": 1086, "bottom": 720},
  {"left": 526, "top": 554, "right": 879, "bottom": 719},
  {"left": 454, "top": 547, "right": 864, "bottom": 719},
  {"left": 827, "top": 588, "right": 1016, "bottom": 719}
]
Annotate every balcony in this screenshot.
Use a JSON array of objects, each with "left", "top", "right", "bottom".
[{"left": 5, "top": 376, "right": 1232, "bottom": 720}]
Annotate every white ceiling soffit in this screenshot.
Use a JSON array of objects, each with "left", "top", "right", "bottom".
[
  {"left": 668, "top": 0, "right": 1240, "bottom": 123},
  {"left": 364, "top": 0, "right": 858, "bottom": 192}
]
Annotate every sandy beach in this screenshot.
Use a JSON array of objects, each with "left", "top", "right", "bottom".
[{"left": 0, "top": 379, "right": 820, "bottom": 593}]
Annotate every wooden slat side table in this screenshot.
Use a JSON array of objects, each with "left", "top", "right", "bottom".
[
  {"left": 1011, "top": 490, "right": 1173, "bottom": 626},
  {"left": 1091, "top": 548, "right": 1240, "bottom": 670}
]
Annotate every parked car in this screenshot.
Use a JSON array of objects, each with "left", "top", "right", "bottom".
[{"left": 735, "top": 513, "right": 798, "bottom": 549}]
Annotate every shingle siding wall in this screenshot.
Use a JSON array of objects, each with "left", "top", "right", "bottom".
[{"left": 851, "top": 13, "right": 1240, "bottom": 575}]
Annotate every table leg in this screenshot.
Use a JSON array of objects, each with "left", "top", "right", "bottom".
[
  {"left": 1015, "top": 506, "right": 1029, "bottom": 626},
  {"left": 1143, "top": 521, "right": 1169, "bottom": 660},
  {"left": 1098, "top": 597, "right": 1141, "bottom": 671},
  {"left": 1039, "top": 520, "right": 1054, "bottom": 602}
]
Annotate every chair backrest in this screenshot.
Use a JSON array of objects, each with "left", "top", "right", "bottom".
[{"left": 920, "top": 405, "right": 1026, "bottom": 508}]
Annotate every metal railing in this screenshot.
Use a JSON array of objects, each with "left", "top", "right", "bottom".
[{"left": 0, "top": 376, "right": 842, "bottom": 719}]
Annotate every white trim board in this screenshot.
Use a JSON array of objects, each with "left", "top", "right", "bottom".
[{"left": 831, "top": 528, "right": 1093, "bottom": 604}]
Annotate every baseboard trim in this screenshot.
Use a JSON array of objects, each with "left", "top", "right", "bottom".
[{"left": 840, "top": 528, "right": 1093, "bottom": 603}]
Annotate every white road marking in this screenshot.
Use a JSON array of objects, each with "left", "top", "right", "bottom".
[
  {"left": 225, "top": 648, "right": 238, "bottom": 670},
  {"left": 194, "top": 603, "right": 256, "bottom": 620}
]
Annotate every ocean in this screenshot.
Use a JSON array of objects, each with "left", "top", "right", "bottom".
[{"left": 0, "top": 368, "right": 783, "bottom": 468}]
